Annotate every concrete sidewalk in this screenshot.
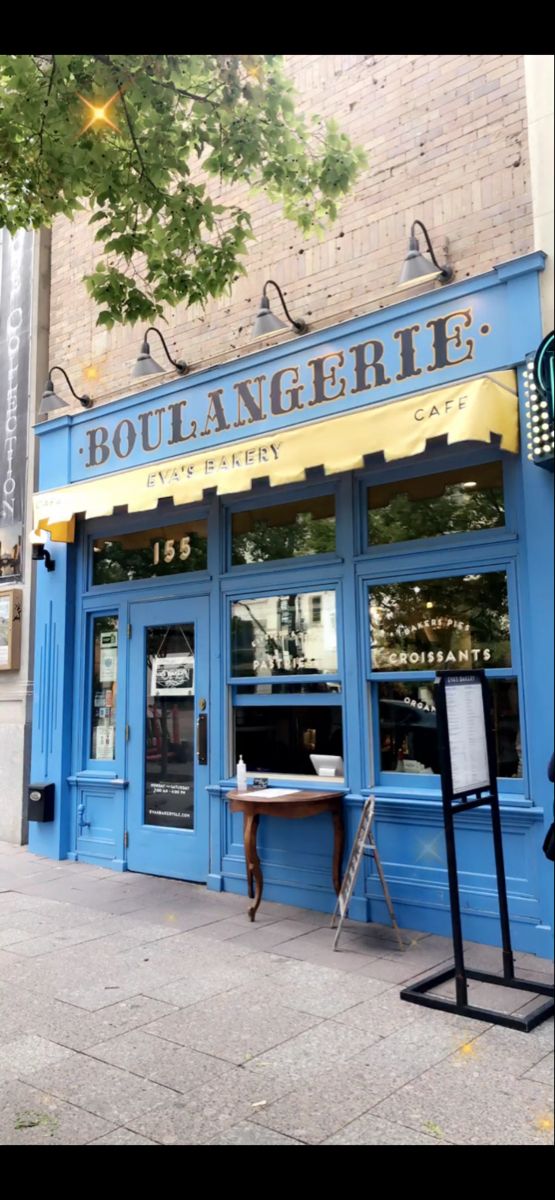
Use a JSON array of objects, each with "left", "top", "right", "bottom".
[{"left": 0, "top": 841, "right": 553, "bottom": 1146}]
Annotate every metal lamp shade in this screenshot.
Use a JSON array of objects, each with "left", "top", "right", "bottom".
[
  {"left": 131, "top": 339, "right": 165, "bottom": 378},
  {"left": 252, "top": 296, "right": 287, "bottom": 337},
  {"left": 398, "top": 248, "right": 442, "bottom": 290},
  {"left": 39, "top": 381, "right": 70, "bottom": 416}
]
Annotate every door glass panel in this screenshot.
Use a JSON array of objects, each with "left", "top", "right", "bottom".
[
  {"left": 90, "top": 616, "right": 118, "bottom": 760},
  {"left": 144, "top": 624, "right": 195, "bottom": 829}
]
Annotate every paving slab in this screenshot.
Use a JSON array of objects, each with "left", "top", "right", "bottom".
[
  {"left": 0, "top": 1034, "right": 76, "bottom": 1081},
  {"left": 208, "top": 1120, "right": 304, "bottom": 1145},
  {"left": 0, "top": 1078, "right": 114, "bottom": 1145},
  {"left": 243, "top": 1019, "right": 381, "bottom": 1092},
  {"left": 266, "top": 937, "right": 376, "bottom": 973},
  {"left": 457, "top": 1023, "right": 555, "bottom": 1078},
  {"left": 523, "top": 1052, "right": 554, "bottom": 1085},
  {"left": 341, "top": 1017, "right": 484, "bottom": 1102},
  {"left": 126, "top": 1067, "right": 292, "bottom": 1145},
  {"left": 143, "top": 991, "right": 320, "bottom": 1064},
  {"left": 86, "top": 1028, "right": 235, "bottom": 1092},
  {"left": 250, "top": 1064, "right": 381, "bottom": 1144},
  {"left": 373, "top": 1057, "right": 554, "bottom": 1145},
  {"left": 334, "top": 987, "right": 429, "bottom": 1038},
  {"left": 89, "top": 1127, "right": 161, "bottom": 1145},
  {"left": 323, "top": 1112, "right": 453, "bottom": 1145},
  {"left": 26, "top": 1055, "right": 179, "bottom": 1125},
  {"left": 236, "top": 958, "right": 390, "bottom": 1019}
]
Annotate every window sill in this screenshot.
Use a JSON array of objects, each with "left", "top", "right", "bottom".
[
  {"left": 217, "top": 774, "right": 346, "bottom": 791},
  {"left": 366, "top": 784, "right": 532, "bottom": 809}
]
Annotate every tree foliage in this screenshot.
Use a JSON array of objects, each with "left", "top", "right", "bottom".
[{"left": 0, "top": 54, "right": 366, "bottom": 326}]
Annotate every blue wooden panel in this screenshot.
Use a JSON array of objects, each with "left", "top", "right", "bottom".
[{"left": 74, "top": 786, "right": 118, "bottom": 863}]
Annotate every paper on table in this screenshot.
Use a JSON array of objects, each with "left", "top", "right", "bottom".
[{"left": 246, "top": 788, "right": 300, "bottom": 798}]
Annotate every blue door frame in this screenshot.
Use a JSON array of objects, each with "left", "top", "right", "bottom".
[{"left": 126, "top": 595, "right": 210, "bottom": 882}]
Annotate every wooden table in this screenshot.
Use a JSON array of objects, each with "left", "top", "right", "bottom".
[{"left": 227, "top": 788, "right": 345, "bottom": 921}]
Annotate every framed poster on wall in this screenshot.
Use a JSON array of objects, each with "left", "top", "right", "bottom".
[{"left": 0, "top": 587, "right": 22, "bottom": 671}]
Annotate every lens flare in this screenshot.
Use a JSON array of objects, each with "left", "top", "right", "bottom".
[{"left": 77, "top": 90, "right": 121, "bottom": 135}]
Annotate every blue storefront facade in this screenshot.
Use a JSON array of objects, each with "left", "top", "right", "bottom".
[{"left": 29, "top": 252, "right": 554, "bottom": 958}]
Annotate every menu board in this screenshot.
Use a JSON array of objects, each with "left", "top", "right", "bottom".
[{"left": 444, "top": 674, "right": 491, "bottom": 796}]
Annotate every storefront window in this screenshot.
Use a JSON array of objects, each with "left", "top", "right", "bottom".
[
  {"left": 230, "top": 589, "right": 343, "bottom": 778},
  {"left": 370, "top": 572, "right": 511, "bottom": 671},
  {"left": 377, "top": 679, "right": 522, "bottom": 778},
  {"left": 90, "top": 616, "right": 118, "bottom": 760},
  {"left": 92, "top": 519, "right": 208, "bottom": 584},
  {"left": 368, "top": 462, "right": 504, "bottom": 546},
  {"left": 235, "top": 704, "right": 343, "bottom": 776},
  {"left": 231, "top": 495, "right": 335, "bottom": 564},
  {"left": 231, "top": 591, "right": 338, "bottom": 677}
]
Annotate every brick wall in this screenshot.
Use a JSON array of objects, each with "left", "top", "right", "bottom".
[{"left": 48, "top": 53, "right": 533, "bottom": 412}]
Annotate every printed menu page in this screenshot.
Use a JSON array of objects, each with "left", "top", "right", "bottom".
[{"left": 445, "top": 678, "right": 491, "bottom": 795}]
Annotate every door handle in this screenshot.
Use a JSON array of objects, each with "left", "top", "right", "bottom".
[{"left": 197, "top": 713, "right": 208, "bottom": 765}]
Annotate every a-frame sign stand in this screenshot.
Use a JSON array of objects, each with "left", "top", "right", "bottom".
[
  {"left": 401, "top": 670, "right": 554, "bottom": 1033},
  {"left": 331, "top": 795, "right": 405, "bottom": 953}
]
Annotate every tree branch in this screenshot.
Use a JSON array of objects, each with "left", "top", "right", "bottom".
[
  {"left": 117, "top": 83, "right": 169, "bottom": 200},
  {"left": 37, "top": 54, "right": 56, "bottom": 161}
]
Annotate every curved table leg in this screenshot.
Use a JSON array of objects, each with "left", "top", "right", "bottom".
[
  {"left": 243, "top": 812, "right": 263, "bottom": 921},
  {"left": 331, "top": 807, "right": 345, "bottom": 896}
]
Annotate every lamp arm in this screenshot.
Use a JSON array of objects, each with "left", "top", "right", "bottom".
[
  {"left": 49, "top": 365, "right": 90, "bottom": 404},
  {"left": 263, "top": 281, "right": 307, "bottom": 332},
  {"left": 410, "top": 221, "right": 444, "bottom": 272},
  {"left": 146, "top": 327, "right": 189, "bottom": 374}
]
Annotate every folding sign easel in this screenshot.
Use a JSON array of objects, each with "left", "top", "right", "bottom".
[
  {"left": 401, "top": 669, "right": 554, "bottom": 1032},
  {"left": 331, "top": 795, "right": 404, "bottom": 952}
]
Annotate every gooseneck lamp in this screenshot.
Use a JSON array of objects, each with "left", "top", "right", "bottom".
[
  {"left": 398, "top": 220, "right": 453, "bottom": 290},
  {"left": 39, "top": 366, "right": 93, "bottom": 416},
  {"left": 252, "top": 280, "right": 308, "bottom": 338},
  {"left": 132, "top": 327, "right": 189, "bottom": 378}
]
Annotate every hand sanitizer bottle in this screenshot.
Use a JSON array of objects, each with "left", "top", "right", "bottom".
[{"left": 236, "top": 754, "right": 247, "bottom": 793}]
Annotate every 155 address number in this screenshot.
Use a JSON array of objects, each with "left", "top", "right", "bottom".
[{"left": 153, "top": 536, "right": 191, "bottom": 565}]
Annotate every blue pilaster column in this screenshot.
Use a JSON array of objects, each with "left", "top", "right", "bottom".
[
  {"left": 28, "top": 540, "right": 76, "bottom": 860},
  {"left": 28, "top": 416, "right": 76, "bottom": 860}
]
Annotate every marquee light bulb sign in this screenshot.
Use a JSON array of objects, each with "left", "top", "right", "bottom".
[{"left": 524, "top": 331, "right": 554, "bottom": 470}]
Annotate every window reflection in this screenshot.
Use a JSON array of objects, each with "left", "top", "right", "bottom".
[
  {"left": 231, "top": 592, "right": 338, "bottom": 676},
  {"left": 232, "top": 496, "right": 335, "bottom": 564},
  {"left": 93, "top": 520, "right": 207, "bottom": 584},
  {"left": 378, "top": 679, "right": 522, "bottom": 778},
  {"left": 370, "top": 573, "right": 511, "bottom": 671},
  {"left": 368, "top": 462, "right": 504, "bottom": 545}
]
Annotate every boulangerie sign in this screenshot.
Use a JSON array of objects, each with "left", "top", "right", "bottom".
[{"left": 0, "top": 228, "right": 34, "bottom": 579}]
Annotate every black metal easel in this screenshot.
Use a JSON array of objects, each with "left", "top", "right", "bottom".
[{"left": 401, "top": 669, "right": 554, "bottom": 1032}]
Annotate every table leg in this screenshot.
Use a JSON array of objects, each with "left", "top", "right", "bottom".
[
  {"left": 243, "top": 812, "right": 263, "bottom": 921},
  {"left": 331, "top": 807, "right": 345, "bottom": 896}
]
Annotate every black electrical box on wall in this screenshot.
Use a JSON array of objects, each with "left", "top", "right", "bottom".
[{"left": 28, "top": 783, "right": 55, "bottom": 822}]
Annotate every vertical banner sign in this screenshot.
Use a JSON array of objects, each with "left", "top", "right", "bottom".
[{"left": 0, "top": 228, "right": 34, "bottom": 580}]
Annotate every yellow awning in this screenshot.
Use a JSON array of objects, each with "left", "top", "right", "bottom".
[{"left": 34, "top": 371, "right": 518, "bottom": 543}]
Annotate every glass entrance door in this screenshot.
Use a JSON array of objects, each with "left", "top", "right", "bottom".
[{"left": 127, "top": 596, "right": 209, "bottom": 881}]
